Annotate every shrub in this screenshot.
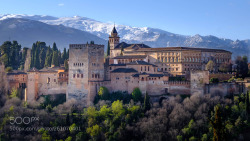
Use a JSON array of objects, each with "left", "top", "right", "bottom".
[
  {"left": 131, "top": 88, "right": 142, "bottom": 102},
  {"left": 210, "top": 78, "right": 219, "bottom": 83},
  {"left": 98, "top": 86, "right": 110, "bottom": 100}
]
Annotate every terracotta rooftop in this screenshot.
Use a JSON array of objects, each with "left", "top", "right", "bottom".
[
  {"left": 111, "top": 68, "right": 138, "bottom": 73},
  {"left": 114, "top": 42, "right": 151, "bottom": 50},
  {"left": 109, "top": 64, "right": 127, "bottom": 66},
  {"left": 132, "top": 73, "right": 164, "bottom": 77},
  {"left": 136, "top": 47, "right": 231, "bottom": 53},
  {"left": 127, "top": 60, "right": 157, "bottom": 67},
  {"left": 7, "top": 71, "right": 27, "bottom": 75},
  {"left": 28, "top": 67, "right": 65, "bottom": 73},
  {"left": 113, "top": 55, "right": 147, "bottom": 59}
]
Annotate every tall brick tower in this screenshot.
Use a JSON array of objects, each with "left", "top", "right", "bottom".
[
  {"left": 109, "top": 25, "right": 120, "bottom": 58},
  {"left": 67, "top": 43, "right": 105, "bottom": 105}
]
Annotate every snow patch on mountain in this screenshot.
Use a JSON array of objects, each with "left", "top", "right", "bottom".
[{"left": 0, "top": 14, "right": 249, "bottom": 58}]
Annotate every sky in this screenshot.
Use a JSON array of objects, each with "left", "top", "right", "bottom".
[{"left": 0, "top": 0, "right": 250, "bottom": 40}]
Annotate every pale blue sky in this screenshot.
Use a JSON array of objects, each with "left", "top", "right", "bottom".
[{"left": 0, "top": 0, "right": 250, "bottom": 40}]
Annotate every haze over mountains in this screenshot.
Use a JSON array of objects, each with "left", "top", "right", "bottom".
[{"left": 0, "top": 14, "right": 249, "bottom": 58}]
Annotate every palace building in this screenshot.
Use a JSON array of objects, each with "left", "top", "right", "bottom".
[
  {"left": 2, "top": 26, "right": 234, "bottom": 106},
  {"left": 108, "top": 26, "right": 232, "bottom": 77}
]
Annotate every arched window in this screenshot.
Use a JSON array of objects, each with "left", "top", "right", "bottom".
[
  {"left": 176, "top": 57, "right": 178, "bottom": 62},
  {"left": 141, "top": 77, "right": 144, "bottom": 81},
  {"left": 172, "top": 58, "right": 174, "bottom": 62},
  {"left": 47, "top": 77, "right": 50, "bottom": 84}
]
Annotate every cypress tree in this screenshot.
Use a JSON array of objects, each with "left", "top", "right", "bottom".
[
  {"left": 0, "top": 41, "right": 12, "bottom": 67},
  {"left": 62, "top": 48, "right": 67, "bottom": 62},
  {"left": 44, "top": 46, "right": 52, "bottom": 67},
  {"left": 107, "top": 41, "right": 110, "bottom": 56},
  {"left": 209, "top": 105, "right": 225, "bottom": 141},
  {"left": 143, "top": 92, "right": 151, "bottom": 112},
  {"left": 39, "top": 48, "right": 46, "bottom": 69},
  {"left": 34, "top": 46, "right": 40, "bottom": 69},
  {"left": 51, "top": 51, "right": 59, "bottom": 67},
  {"left": 66, "top": 49, "right": 69, "bottom": 60},
  {"left": 64, "top": 60, "right": 68, "bottom": 71},
  {"left": 52, "top": 42, "right": 58, "bottom": 51},
  {"left": 30, "top": 43, "right": 36, "bottom": 68},
  {"left": 58, "top": 50, "right": 62, "bottom": 65},
  {"left": 246, "top": 91, "right": 250, "bottom": 119}
]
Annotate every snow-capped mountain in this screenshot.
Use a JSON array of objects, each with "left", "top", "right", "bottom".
[
  {"left": 0, "top": 14, "right": 249, "bottom": 58},
  {"left": 0, "top": 18, "right": 106, "bottom": 49}
]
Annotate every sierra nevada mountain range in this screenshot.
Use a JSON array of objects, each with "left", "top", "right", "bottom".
[{"left": 0, "top": 14, "right": 249, "bottom": 58}]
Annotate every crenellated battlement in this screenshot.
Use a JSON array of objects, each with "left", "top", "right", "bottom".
[
  {"left": 69, "top": 44, "right": 104, "bottom": 49},
  {"left": 164, "top": 81, "right": 190, "bottom": 86}
]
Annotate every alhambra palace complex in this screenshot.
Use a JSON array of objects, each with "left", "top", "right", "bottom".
[{"left": 0, "top": 26, "right": 248, "bottom": 105}]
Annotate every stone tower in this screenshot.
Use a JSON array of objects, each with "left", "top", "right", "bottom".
[
  {"left": 67, "top": 43, "right": 105, "bottom": 105},
  {"left": 109, "top": 26, "right": 120, "bottom": 58}
]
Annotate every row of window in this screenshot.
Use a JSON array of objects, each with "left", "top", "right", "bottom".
[
  {"left": 159, "top": 68, "right": 179, "bottom": 72},
  {"left": 141, "top": 66, "right": 151, "bottom": 72},
  {"left": 73, "top": 63, "right": 84, "bottom": 67},
  {"left": 158, "top": 52, "right": 179, "bottom": 56},
  {"left": 47, "top": 78, "right": 56, "bottom": 84},
  {"left": 92, "top": 74, "right": 100, "bottom": 78},
  {"left": 92, "top": 63, "right": 100, "bottom": 67},
  {"left": 158, "top": 57, "right": 179, "bottom": 63},
  {"left": 73, "top": 74, "right": 84, "bottom": 78},
  {"left": 183, "top": 58, "right": 200, "bottom": 62}
]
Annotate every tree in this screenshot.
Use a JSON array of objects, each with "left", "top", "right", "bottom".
[
  {"left": 5, "top": 67, "right": 13, "bottom": 73},
  {"left": 111, "top": 100, "right": 125, "bottom": 117},
  {"left": 210, "top": 78, "right": 219, "bottom": 83},
  {"left": 10, "top": 88, "right": 18, "bottom": 98},
  {"left": 209, "top": 105, "right": 225, "bottom": 141},
  {"left": 51, "top": 51, "right": 59, "bottom": 67},
  {"left": 132, "top": 87, "right": 142, "bottom": 102},
  {"left": 107, "top": 41, "right": 110, "bottom": 56},
  {"left": 143, "top": 92, "right": 151, "bottom": 111},
  {"left": 206, "top": 60, "right": 215, "bottom": 72},
  {"left": 0, "top": 41, "right": 11, "bottom": 65},
  {"left": 235, "top": 56, "right": 248, "bottom": 78},
  {"left": 86, "top": 124, "right": 102, "bottom": 140},
  {"left": 246, "top": 91, "right": 250, "bottom": 118},
  {"left": 64, "top": 60, "right": 69, "bottom": 70},
  {"left": 44, "top": 46, "right": 52, "bottom": 67},
  {"left": 98, "top": 86, "right": 110, "bottom": 100},
  {"left": 219, "top": 63, "right": 232, "bottom": 72},
  {"left": 52, "top": 42, "right": 58, "bottom": 51},
  {"left": 62, "top": 48, "right": 67, "bottom": 62}
]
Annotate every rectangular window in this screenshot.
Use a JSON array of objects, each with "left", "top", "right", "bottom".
[
  {"left": 81, "top": 74, "right": 83, "bottom": 78},
  {"left": 73, "top": 74, "right": 75, "bottom": 78}
]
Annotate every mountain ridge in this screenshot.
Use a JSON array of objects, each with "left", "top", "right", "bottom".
[
  {"left": 0, "top": 14, "right": 249, "bottom": 58},
  {"left": 0, "top": 17, "right": 107, "bottom": 49}
]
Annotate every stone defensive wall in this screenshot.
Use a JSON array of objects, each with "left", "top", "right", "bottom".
[
  {"left": 209, "top": 73, "right": 233, "bottom": 81},
  {"left": 69, "top": 44, "right": 104, "bottom": 49}
]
